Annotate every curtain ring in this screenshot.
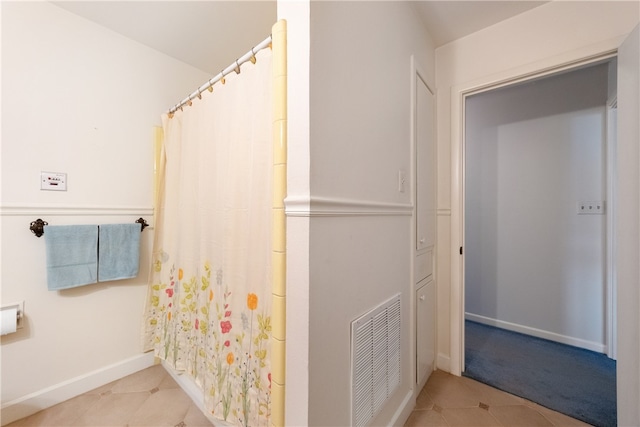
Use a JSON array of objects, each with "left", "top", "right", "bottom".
[
  {"left": 197, "top": 90, "right": 202, "bottom": 100},
  {"left": 234, "top": 60, "right": 241, "bottom": 75},
  {"left": 250, "top": 47, "right": 257, "bottom": 64},
  {"left": 220, "top": 69, "right": 226, "bottom": 85}
]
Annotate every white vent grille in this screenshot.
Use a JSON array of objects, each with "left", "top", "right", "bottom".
[{"left": 351, "top": 294, "right": 401, "bottom": 427}]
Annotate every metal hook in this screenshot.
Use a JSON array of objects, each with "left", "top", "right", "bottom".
[
  {"left": 220, "top": 70, "right": 226, "bottom": 85},
  {"left": 136, "top": 217, "right": 149, "bottom": 232},
  {"left": 234, "top": 60, "right": 241, "bottom": 75},
  {"left": 30, "top": 218, "right": 48, "bottom": 238}
]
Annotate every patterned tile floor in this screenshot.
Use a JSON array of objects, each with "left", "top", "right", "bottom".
[
  {"left": 7, "top": 365, "right": 591, "bottom": 426},
  {"left": 6, "top": 364, "right": 214, "bottom": 427},
  {"left": 405, "top": 370, "right": 592, "bottom": 426}
]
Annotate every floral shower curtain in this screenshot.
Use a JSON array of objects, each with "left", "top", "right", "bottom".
[{"left": 143, "top": 49, "right": 272, "bottom": 426}]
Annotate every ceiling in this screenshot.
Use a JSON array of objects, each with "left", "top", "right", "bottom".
[
  {"left": 413, "top": 1, "right": 547, "bottom": 46},
  {"left": 52, "top": 1, "right": 547, "bottom": 75}
]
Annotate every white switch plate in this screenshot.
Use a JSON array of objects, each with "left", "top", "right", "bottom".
[
  {"left": 577, "top": 201, "right": 605, "bottom": 215},
  {"left": 41, "top": 172, "right": 67, "bottom": 191},
  {"left": 398, "top": 170, "right": 406, "bottom": 193}
]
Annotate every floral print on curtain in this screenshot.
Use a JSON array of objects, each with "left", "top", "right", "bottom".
[{"left": 143, "top": 49, "right": 273, "bottom": 427}]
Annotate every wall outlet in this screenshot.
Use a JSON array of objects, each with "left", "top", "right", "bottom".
[
  {"left": 41, "top": 172, "right": 67, "bottom": 191},
  {"left": 577, "top": 201, "right": 605, "bottom": 215}
]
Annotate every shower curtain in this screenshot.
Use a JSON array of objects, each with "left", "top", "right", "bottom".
[{"left": 143, "top": 49, "right": 273, "bottom": 426}]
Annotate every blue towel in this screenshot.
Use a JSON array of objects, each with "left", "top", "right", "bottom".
[
  {"left": 44, "top": 225, "right": 98, "bottom": 290},
  {"left": 98, "top": 223, "right": 141, "bottom": 282}
]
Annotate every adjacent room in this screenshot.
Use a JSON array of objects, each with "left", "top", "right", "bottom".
[{"left": 464, "top": 60, "right": 618, "bottom": 427}]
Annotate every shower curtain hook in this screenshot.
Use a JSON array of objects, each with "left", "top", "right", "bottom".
[
  {"left": 250, "top": 47, "right": 257, "bottom": 64},
  {"left": 220, "top": 69, "right": 226, "bottom": 85},
  {"left": 234, "top": 60, "right": 241, "bottom": 75}
]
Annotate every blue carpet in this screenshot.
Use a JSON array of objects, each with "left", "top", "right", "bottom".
[{"left": 464, "top": 320, "right": 616, "bottom": 427}]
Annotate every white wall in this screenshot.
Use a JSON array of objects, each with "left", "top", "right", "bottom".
[
  {"left": 276, "top": 2, "right": 311, "bottom": 425},
  {"left": 616, "top": 23, "right": 640, "bottom": 426},
  {"left": 435, "top": 0, "right": 639, "bottom": 374},
  {"left": 465, "top": 64, "right": 609, "bottom": 350},
  {"left": 280, "top": 1, "right": 435, "bottom": 425},
  {"left": 0, "top": 2, "right": 210, "bottom": 423}
]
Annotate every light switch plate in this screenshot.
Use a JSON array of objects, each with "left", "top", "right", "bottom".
[
  {"left": 41, "top": 172, "right": 67, "bottom": 191},
  {"left": 398, "top": 170, "right": 406, "bottom": 193}
]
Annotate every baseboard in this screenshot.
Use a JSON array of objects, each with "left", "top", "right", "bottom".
[
  {"left": 160, "top": 362, "right": 232, "bottom": 426},
  {"left": 465, "top": 313, "right": 606, "bottom": 353},
  {"left": 389, "top": 389, "right": 416, "bottom": 427},
  {"left": 0, "top": 352, "right": 155, "bottom": 426},
  {"left": 437, "top": 353, "right": 451, "bottom": 373}
]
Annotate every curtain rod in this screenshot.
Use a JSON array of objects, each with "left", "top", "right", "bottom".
[{"left": 167, "top": 35, "right": 272, "bottom": 116}]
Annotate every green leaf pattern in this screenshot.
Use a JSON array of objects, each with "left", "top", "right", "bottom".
[{"left": 144, "top": 256, "right": 271, "bottom": 426}]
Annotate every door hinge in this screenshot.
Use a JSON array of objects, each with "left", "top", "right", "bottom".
[{"left": 460, "top": 246, "right": 463, "bottom": 255}]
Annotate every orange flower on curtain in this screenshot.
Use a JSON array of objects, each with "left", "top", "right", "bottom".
[{"left": 143, "top": 48, "right": 273, "bottom": 427}]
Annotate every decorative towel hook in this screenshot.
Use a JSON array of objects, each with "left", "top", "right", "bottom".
[
  {"left": 136, "top": 218, "right": 149, "bottom": 232},
  {"left": 30, "top": 218, "right": 48, "bottom": 238}
]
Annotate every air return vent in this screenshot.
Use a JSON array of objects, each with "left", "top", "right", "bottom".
[{"left": 351, "top": 293, "right": 401, "bottom": 427}]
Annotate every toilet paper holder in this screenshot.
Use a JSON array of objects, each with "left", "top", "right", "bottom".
[{"left": 1, "top": 302, "right": 24, "bottom": 335}]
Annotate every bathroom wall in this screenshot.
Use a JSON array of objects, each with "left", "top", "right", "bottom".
[
  {"left": 280, "top": 2, "right": 435, "bottom": 425},
  {"left": 0, "top": 2, "right": 210, "bottom": 423},
  {"left": 435, "top": 0, "right": 639, "bottom": 373},
  {"left": 465, "top": 63, "right": 609, "bottom": 351}
]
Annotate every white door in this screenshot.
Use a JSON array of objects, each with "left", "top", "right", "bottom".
[
  {"left": 615, "top": 24, "right": 639, "bottom": 427},
  {"left": 416, "top": 280, "right": 435, "bottom": 386},
  {"left": 416, "top": 74, "right": 436, "bottom": 253}
]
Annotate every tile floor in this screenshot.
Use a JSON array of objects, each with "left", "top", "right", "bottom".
[
  {"left": 404, "top": 370, "right": 592, "bottom": 427},
  {"left": 6, "top": 364, "right": 214, "bottom": 427},
  {"left": 7, "top": 365, "right": 591, "bottom": 427}
]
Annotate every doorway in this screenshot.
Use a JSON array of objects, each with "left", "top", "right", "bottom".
[
  {"left": 463, "top": 61, "right": 615, "bottom": 354},
  {"left": 449, "top": 24, "right": 640, "bottom": 426},
  {"left": 460, "top": 59, "right": 619, "bottom": 426}
]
